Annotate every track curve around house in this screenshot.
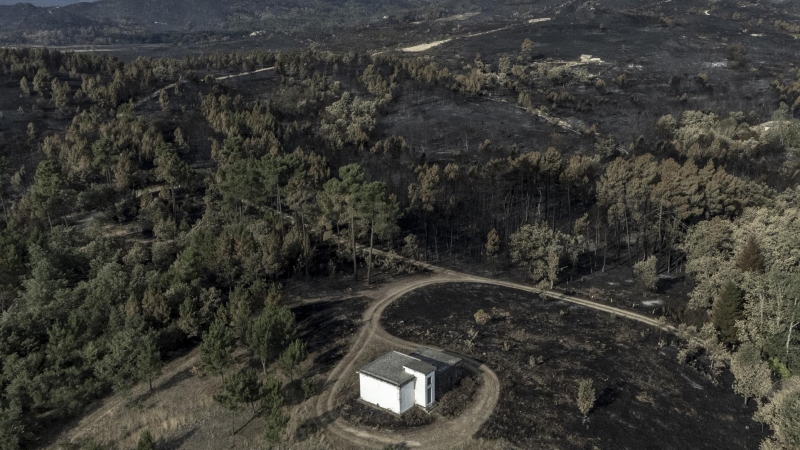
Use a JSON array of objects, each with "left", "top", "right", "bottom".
[{"left": 313, "top": 266, "right": 684, "bottom": 449}]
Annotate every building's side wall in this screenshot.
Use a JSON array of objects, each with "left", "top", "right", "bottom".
[
  {"left": 399, "top": 380, "right": 416, "bottom": 414},
  {"left": 405, "top": 367, "right": 435, "bottom": 406},
  {"left": 436, "top": 363, "right": 464, "bottom": 395},
  {"left": 359, "top": 373, "right": 400, "bottom": 414}
]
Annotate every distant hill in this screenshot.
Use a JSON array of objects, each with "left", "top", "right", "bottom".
[
  {"left": 0, "top": 0, "right": 475, "bottom": 43},
  {"left": 0, "top": 0, "right": 93, "bottom": 6},
  {"left": 4, "top": 0, "right": 797, "bottom": 46}
]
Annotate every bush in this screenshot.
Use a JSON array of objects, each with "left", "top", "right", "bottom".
[
  {"left": 577, "top": 378, "right": 596, "bottom": 421},
  {"left": 136, "top": 430, "right": 156, "bottom": 450},
  {"left": 474, "top": 309, "right": 490, "bottom": 325},
  {"left": 726, "top": 43, "right": 748, "bottom": 69},
  {"left": 633, "top": 255, "right": 658, "bottom": 292},
  {"left": 302, "top": 376, "right": 320, "bottom": 400},
  {"left": 437, "top": 375, "right": 481, "bottom": 417}
]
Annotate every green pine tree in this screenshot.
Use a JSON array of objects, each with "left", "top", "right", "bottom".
[
  {"left": 201, "top": 318, "right": 235, "bottom": 382},
  {"left": 136, "top": 430, "right": 156, "bottom": 450},
  {"left": 737, "top": 237, "right": 764, "bottom": 273},
  {"left": 136, "top": 332, "right": 162, "bottom": 391},
  {"left": 278, "top": 339, "right": 308, "bottom": 381},
  {"left": 714, "top": 282, "right": 744, "bottom": 345}
]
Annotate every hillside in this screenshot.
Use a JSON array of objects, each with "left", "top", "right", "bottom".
[
  {"left": 0, "top": 0, "right": 800, "bottom": 449},
  {"left": 0, "top": 0, "right": 92, "bottom": 6}
]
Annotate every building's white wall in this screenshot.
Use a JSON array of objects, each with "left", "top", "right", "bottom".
[
  {"left": 404, "top": 367, "right": 435, "bottom": 407},
  {"left": 426, "top": 371, "right": 435, "bottom": 405},
  {"left": 399, "top": 380, "right": 416, "bottom": 414},
  {"left": 359, "top": 373, "right": 400, "bottom": 414}
]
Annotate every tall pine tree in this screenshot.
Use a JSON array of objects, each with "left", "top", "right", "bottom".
[{"left": 714, "top": 282, "right": 744, "bottom": 345}]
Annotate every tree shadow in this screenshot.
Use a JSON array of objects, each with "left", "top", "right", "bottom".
[
  {"left": 309, "top": 343, "right": 347, "bottom": 376},
  {"left": 595, "top": 381, "right": 626, "bottom": 408},
  {"left": 294, "top": 408, "right": 340, "bottom": 442},
  {"left": 283, "top": 378, "right": 305, "bottom": 406},
  {"left": 657, "top": 273, "right": 685, "bottom": 292},
  {"left": 158, "top": 366, "right": 193, "bottom": 391},
  {"left": 234, "top": 410, "right": 262, "bottom": 435},
  {"left": 135, "top": 367, "right": 193, "bottom": 404},
  {"left": 161, "top": 427, "right": 198, "bottom": 449}
]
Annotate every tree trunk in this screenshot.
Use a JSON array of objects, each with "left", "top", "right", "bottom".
[
  {"left": 603, "top": 227, "right": 608, "bottom": 272},
  {"left": 367, "top": 219, "right": 375, "bottom": 285},
  {"left": 302, "top": 215, "right": 310, "bottom": 278},
  {"left": 276, "top": 182, "right": 284, "bottom": 240},
  {"left": 335, "top": 222, "right": 341, "bottom": 254},
  {"left": 567, "top": 186, "right": 572, "bottom": 225},
  {"left": 351, "top": 213, "right": 357, "bottom": 280},
  {"left": 624, "top": 213, "right": 632, "bottom": 265},
  {"left": 0, "top": 192, "right": 6, "bottom": 219},
  {"left": 786, "top": 299, "right": 798, "bottom": 358}
]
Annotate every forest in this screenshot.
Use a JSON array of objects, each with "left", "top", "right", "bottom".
[{"left": 0, "top": 21, "right": 799, "bottom": 449}]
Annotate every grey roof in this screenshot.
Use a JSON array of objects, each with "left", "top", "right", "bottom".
[
  {"left": 359, "top": 351, "right": 436, "bottom": 386},
  {"left": 404, "top": 358, "right": 437, "bottom": 374},
  {"left": 410, "top": 347, "right": 463, "bottom": 372}
]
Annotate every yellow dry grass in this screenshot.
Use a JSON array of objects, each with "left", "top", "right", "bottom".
[{"left": 43, "top": 348, "right": 272, "bottom": 450}]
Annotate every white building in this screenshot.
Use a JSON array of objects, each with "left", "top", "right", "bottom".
[{"left": 358, "top": 347, "right": 463, "bottom": 415}]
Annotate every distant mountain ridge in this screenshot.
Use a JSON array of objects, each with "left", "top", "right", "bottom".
[
  {"left": 0, "top": 0, "right": 467, "bottom": 39},
  {"left": 0, "top": 0, "right": 93, "bottom": 6}
]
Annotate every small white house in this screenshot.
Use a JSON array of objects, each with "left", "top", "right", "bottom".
[
  {"left": 358, "top": 351, "right": 436, "bottom": 414},
  {"left": 358, "top": 348, "right": 463, "bottom": 414}
]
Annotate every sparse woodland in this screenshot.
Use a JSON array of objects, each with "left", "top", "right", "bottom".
[{"left": 0, "top": 39, "right": 798, "bottom": 450}]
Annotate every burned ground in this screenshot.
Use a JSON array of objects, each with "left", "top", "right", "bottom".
[{"left": 383, "top": 282, "right": 763, "bottom": 450}]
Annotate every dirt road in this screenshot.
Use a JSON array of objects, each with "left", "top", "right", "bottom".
[
  {"left": 314, "top": 274, "right": 501, "bottom": 449},
  {"left": 314, "top": 260, "right": 683, "bottom": 449},
  {"left": 135, "top": 66, "right": 274, "bottom": 108}
]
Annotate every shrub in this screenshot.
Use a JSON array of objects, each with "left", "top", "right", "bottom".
[
  {"left": 302, "top": 376, "right": 320, "bottom": 400},
  {"left": 726, "top": 43, "right": 749, "bottom": 69},
  {"left": 633, "top": 255, "right": 658, "bottom": 292},
  {"left": 474, "top": 309, "right": 490, "bottom": 325},
  {"left": 136, "top": 430, "right": 156, "bottom": 450},
  {"left": 577, "top": 379, "right": 596, "bottom": 422}
]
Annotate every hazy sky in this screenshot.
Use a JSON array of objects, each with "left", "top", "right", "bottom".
[{"left": 0, "top": 0, "right": 94, "bottom": 6}]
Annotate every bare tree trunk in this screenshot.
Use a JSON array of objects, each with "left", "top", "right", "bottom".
[
  {"left": 624, "top": 213, "right": 632, "bottom": 265},
  {"left": 302, "top": 215, "right": 309, "bottom": 278},
  {"left": 351, "top": 213, "right": 357, "bottom": 280},
  {"left": 667, "top": 247, "right": 672, "bottom": 274},
  {"left": 276, "top": 182, "right": 284, "bottom": 240},
  {"left": 567, "top": 186, "right": 572, "bottom": 225},
  {"left": 603, "top": 226, "right": 608, "bottom": 272},
  {"left": 786, "top": 298, "right": 798, "bottom": 358},
  {"left": 367, "top": 220, "right": 375, "bottom": 285}
]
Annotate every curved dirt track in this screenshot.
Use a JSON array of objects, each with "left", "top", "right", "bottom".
[
  {"left": 314, "top": 264, "right": 682, "bottom": 449},
  {"left": 314, "top": 274, "right": 501, "bottom": 449}
]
